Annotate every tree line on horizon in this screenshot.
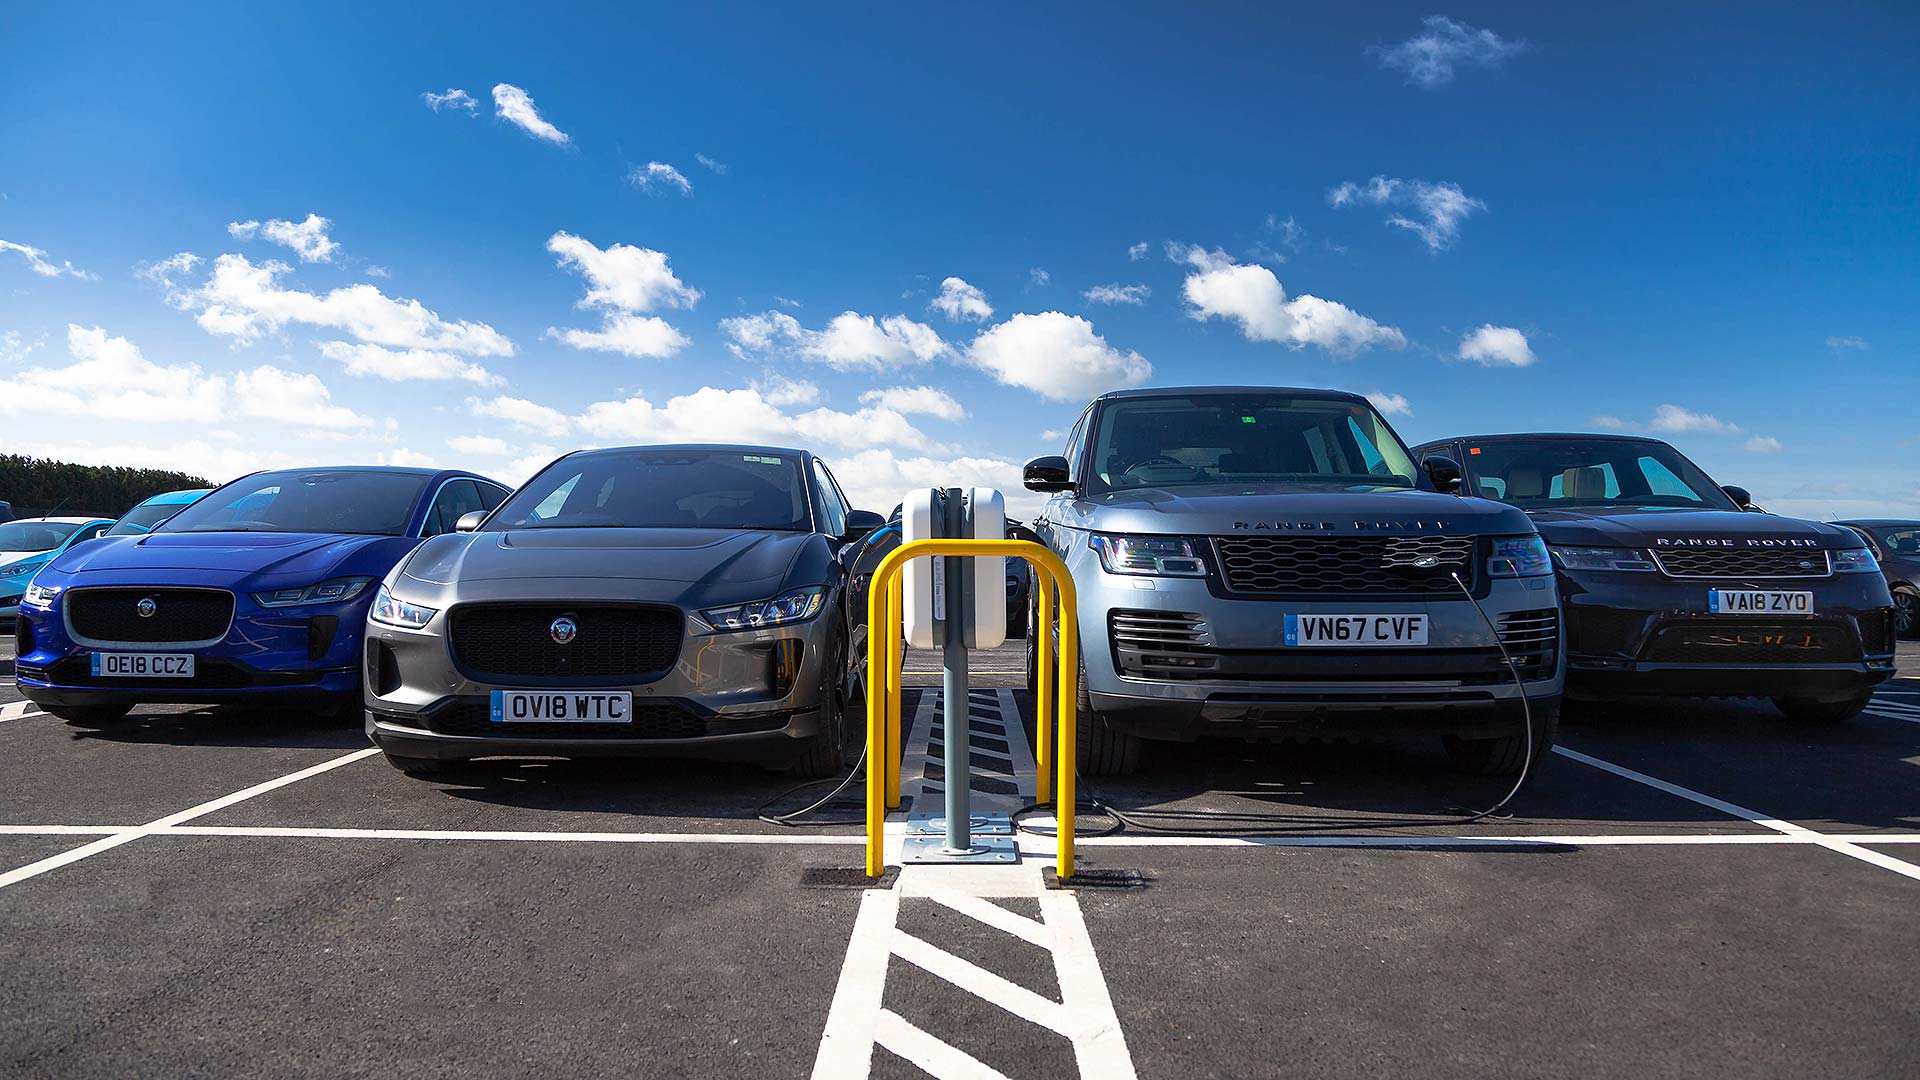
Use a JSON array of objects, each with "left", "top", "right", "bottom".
[{"left": 0, "top": 455, "right": 212, "bottom": 519}]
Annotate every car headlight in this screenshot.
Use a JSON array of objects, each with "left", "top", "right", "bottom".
[
  {"left": 1831, "top": 547, "right": 1879, "bottom": 574},
  {"left": 22, "top": 582, "right": 61, "bottom": 607},
  {"left": 0, "top": 561, "right": 39, "bottom": 578},
  {"left": 1091, "top": 534, "right": 1208, "bottom": 577},
  {"left": 1488, "top": 536, "right": 1552, "bottom": 578},
  {"left": 700, "top": 586, "right": 826, "bottom": 632},
  {"left": 252, "top": 576, "right": 374, "bottom": 609},
  {"left": 1549, "top": 546, "right": 1657, "bottom": 573},
  {"left": 368, "top": 583, "right": 438, "bottom": 629}
]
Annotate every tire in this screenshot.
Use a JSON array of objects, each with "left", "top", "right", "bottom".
[
  {"left": 1771, "top": 692, "right": 1874, "bottom": 725},
  {"left": 783, "top": 631, "right": 847, "bottom": 778},
  {"left": 1442, "top": 701, "right": 1559, "bottom": 776},
  {"left": 1895, "top": 588, "right": 1919, "bottom": 641},
  {"left": 48, "top": 704, "right": 134, "bottom": 728},
  {"left": 1075, "top": 650, "right": 1141, "bottom": 776}
]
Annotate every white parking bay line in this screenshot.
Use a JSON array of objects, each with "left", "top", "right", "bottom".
[
  {"left": 0, "top": 748, "right": 379, "bottom": 892},
  {"left": 1866, "top": 708, "right": 1920, "bottom": 726},
  {"left": 1554, "top": 746, "right": 1920, "bottom": 883},
  {"left": 0, "top": 701, "right": 45, "bottom": 723}
]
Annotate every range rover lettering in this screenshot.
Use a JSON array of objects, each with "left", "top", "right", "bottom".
[
  {"left": 1026, "top": 387, "right": 1563, "bottom": 776},
  {"left": 1411, "top": 433, "right": 1898, "bottom": 723},
  {"left": 364, "top": 445, "right": 884, "bottom": 776}
]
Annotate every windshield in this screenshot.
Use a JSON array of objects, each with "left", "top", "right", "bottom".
[
  {"left": 159, "top": 470, "right": 430, "bottom": 536},
  {"left": 1462, "top": 437, "right": 1738, "bottom": 511},
  {"left": 108, "top": 498, "right": 200, "bottom": 536},
  {"left": 0, "top": 521, "right": 83, "bottom": 552},
  {"left": 489, "top": 450, "right": 811, "bottom": 531},
  {"left": 1872, "top": 526, "right": 1920, "bottom": 557},
  {"left": 1086, "top": 395, "right": 1419, "bottom": 493}
]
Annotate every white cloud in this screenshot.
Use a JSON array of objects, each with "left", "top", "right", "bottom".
[
  {"left": 1376, "top": 15, "right": 1527, "bottom": 88},
  {"left": 775, "top": 296, "right": 802, "bottom": 309},
  {"left": 1028, "top": 268, "right": 1051, "bottom": 287},
  {"left": 1127, "top": 242, "right": 1149, "bottom": 261},
  {"left": 859, "top": 385, "right": 966, "bottom": 420},
  {"left": 447, "top": 435, "right": 511, "bottom": 456},
  {"left": 232, "top": 365, "right": 370, "bottom": 430},
  {"left": 755, "top": 373, "right": 819, "bottom": 406},
  {"left": 828, "top": 448, "right": 1039, "bottom": 519},
  {"left": 491, "top": 83, "right": 570, "bottom": 144},
  {"left": 1172, "top": 245, "right": 1406, "bottom": 354},
  {"left": 502, "top": 445, "right": 563, "bottom": 485},
  {"left": 1744, "top": 435, "right": 1784, "bottom": 453},
  {"left": 227, "top": 213, "right": 339, "bottom": 263},
  {"left": 1649, "top": 404, "right": 1739, "bottom": 435},
  {"left": 629, "top": 161, "right": 693, "bottom": 195},
  {"left": 1366, "top": 391, "right": 1413, "bottom": 417},
  {"left": 1, "top": 330, "right": 41, "bottom": 365},
  {"left": 318, "top": 341, "right": 501, "bottom": 385},
  {"left": 1329, "top": 176, "right": 1485, "bottom": 251},
  {"left": 695, "top": 153, "right": 728, "bottom": 175},
  {"left": 1266, "top": 214, "right": 1306, "bottom": 252},
  {"left": 1456, "top": 324, "right": 1537, "bottom": 367},
  {"left": 929, "top": 277, "right": 993, "bottom": 322},
  {"left": 1591, "top": 416, "right": 1628, "bottom": 431},
  {"left": 546, "top": 231, "right": 699, "bottom": 313},
  {"left": 575, "top": 386, "right": 938, "bottom": 452},
  {"left": 966, "top": 312, "right": 1151, "bottom": 401},
  {"left": 423, "top": 88, "right": 478, "bottom": 114},
  {"left": 1083, "top": 283, "right": 1150, "bottom": 305},
  {"left": 1826, "top": 335, "right": 1870, "bottom": 350},
  {"left": 175, "top": 254, "right": 515, "bottom": 356},
  {"left": 381, "top": 448, "right": 438, "bottom": 468},
  {"left": 136, "top": 251, "right": 201, "bottom": 290},
  {"left": 0, "top": 324, "right": 226, "bottom": 422},
  {"left": 547, "top": 314, "right": 689, "bottom": 359},
  {"left": 0, "top": 239, "right": 93, "bottom": 280},
  {"left": 472, "top": 395, "right": 571, "bottom": 437},
  {"left": 720, "top": 309, "right": 948, "bottom": 371}
]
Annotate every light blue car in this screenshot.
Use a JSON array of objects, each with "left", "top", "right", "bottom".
[
  {"left": 104, "top": 488, "right": 212, "bottom": 537},
  {"left": 0, "top": 517, "right": 116, "bottom": 622}
]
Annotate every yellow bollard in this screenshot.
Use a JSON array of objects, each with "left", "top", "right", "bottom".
[
  {"left": 1033, "top": 573, "right": 1054, "bottom": 806},
  {"left": 884, "top": 575, "right": 902, "bottom": 809}
]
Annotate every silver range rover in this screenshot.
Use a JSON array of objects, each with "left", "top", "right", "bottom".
[{"left": 1024, "top": 387, "right": 1564, "bottom": 776}]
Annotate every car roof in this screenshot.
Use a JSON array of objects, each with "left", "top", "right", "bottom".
[
  {"left": 560, "top": 443, "right": 811, "bottom": 459},
  {"left": 138, "top": 488, "right": 213, "bottom": 505},
  {"left": 1093, "top": 385, "right": 1369, "bottom": 405},
  {"left": 1419, "top": 432, "right": 1673, "bottom": 446},
  {"left": 8, "top": 516, "right": 111, "bottom": 525},
  {"left": 1834, "top": 519, "right": 1920, "bottom": 528}
]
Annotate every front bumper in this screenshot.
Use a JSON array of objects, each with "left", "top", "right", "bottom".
[
  {"left": 363, "top": 600, "right": 838, "bottom": 762},
  {"left": 1069, "top": 549, "right": 1564, "bottom": 740},
  {"left": 1556, "top": 570, "right": 1897, "bottom": 700}
]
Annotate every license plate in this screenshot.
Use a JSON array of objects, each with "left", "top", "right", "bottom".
[
  {"left": 1709, "top": 590, "right": 1814, "bottom": 615},
  {"left": 1284, "top": 614, "right": 1429, "bottom": 647},
  {"left": 90, "top": 652, "right": 195, "bottom": 678},
  {"left": 489, "top": 690, "right": 633, "bottom": 723}
]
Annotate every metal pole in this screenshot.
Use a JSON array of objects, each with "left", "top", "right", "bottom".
[{"left": 941, "top": 487, "right": 973, "bottom": 854}]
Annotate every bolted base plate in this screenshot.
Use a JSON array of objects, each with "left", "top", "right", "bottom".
[
  {"left": 900, "top": 833, "right": 1019, "bottom": 864},
  {"left": 906, "top": 810, "right": 1014, "bottom": 837}
]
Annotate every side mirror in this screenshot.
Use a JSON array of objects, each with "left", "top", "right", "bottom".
[
  {"left": 843, "top": 509, "right": 885, "bottom": 541},
  {"left": 1422, "top": 454, "right": 1464, "bottom": 495},
  {"left": 1023, "top": 455, "right": 1074, "bottom": 493},
  {"left": 454, "top": 510, "right": 487, "bottom": 533},
  {"left": 1721, "top": 485, "right": 1753, "bottom": 511}
]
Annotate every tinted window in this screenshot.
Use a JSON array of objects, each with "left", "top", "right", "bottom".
[
  {"left": 477, "top": 483, "right": 509, "bottom": 511},
  {"left": 1462, "top": 438, "right": 1736, "bottom": 511},
  {"left": 424, "top": 479, "right": 486, "bottom": 537},
  {"left": 0, "top": 521, "right": 84, "bottom": 552},
  {"left": 489, "top": 451, "right": 809, "bottom": 531},
  {"left": 160, "top": 470, "right": 432, "bottom": 536},
  {"left": 1063, "top": 406, "right": 1092, "bottom": 479},
  {"left": 1877, "top": 527, "right": 1920, "bottom": 556},
  {"left": 811, "top": 460, "right": 847, "bottom": 535},
  {"left": 1087, "top": 395, "right": 1419, "bottom": 493}
]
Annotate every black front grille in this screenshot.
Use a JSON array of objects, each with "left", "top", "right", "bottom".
[
  {"left": 1212, "top": 535, "right": 1478, "bottom": 596},
  {"left": 405, "top": 700, "right": 790, "bottom": 741},
  {"left": 1110, "top": 609, "right": 1216, "bottom": 679},
  {"left": 67, "top": 588, "right": 233, "bottom": 644},
  {"left": 1565, "top": 608, "right": 1650, "bottom": 656},
  {"left": 448, "top": 604, "right": 682, "bottom": 681},
  {"left": 43, "top": 655, "right": 315, "bottom": 689},
  {"left": 14, "top": 617, "right": 31, "bottom": 656},
  {"left": 1652, "top": 547, "right": 1830, "bottom": 578},
  {"left": 1641, "top": 622, "right": 1856, "bottom": 664}
]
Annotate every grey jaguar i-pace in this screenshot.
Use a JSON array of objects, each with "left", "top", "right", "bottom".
[{"left": 362, "top": 444, "right": 884, "bottom": 777}]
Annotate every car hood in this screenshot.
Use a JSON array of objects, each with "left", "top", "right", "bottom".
[
  {"left": 1050, "top": 484, "right": 1535, "bottom": 537},
  {"left": 49, "top": 531, "right": 413, "bottom": 583},
  {"left": 1523, "top": 506, "right": 1859, "bottom": 550},
  {"left": 396, "top": 527, "right": 816, "bottom": 608},
  {"left": 0, "top": 550, "right": 51, "bottom": 567}
]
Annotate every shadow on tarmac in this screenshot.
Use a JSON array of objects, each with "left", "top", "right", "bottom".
[{"left": 63, "top": 705, "right": 369, "bottom": 752}]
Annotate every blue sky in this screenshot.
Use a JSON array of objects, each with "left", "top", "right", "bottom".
[{"left": 2, "top": 2, "right": 1915, "bottom": 519}]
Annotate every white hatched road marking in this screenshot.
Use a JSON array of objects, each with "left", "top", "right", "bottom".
[
  {"left": 0, "top": 701, "right": 45, "bottom": 723},
  {"left": 0, "top": 748, "right": 379, "bottom": 891},
  {"left": 1554, "top": 746, "right": 1920, "bottom": 882},
  {"left": 812, "top": 688, "right": 1137, "bottom": 1080}
]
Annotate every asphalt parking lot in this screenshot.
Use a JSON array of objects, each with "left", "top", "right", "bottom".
[{"left": 2, "top": 636, "right": 1916, "bottom": 1079}]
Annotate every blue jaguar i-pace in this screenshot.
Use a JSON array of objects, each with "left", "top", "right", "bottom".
[{"left": 13, "top": 466, "right": 509, "bottom": 726}]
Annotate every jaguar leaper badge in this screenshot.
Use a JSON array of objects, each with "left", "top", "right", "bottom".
[{"left": 549, "top": 616, "right": 578, "bottom": 645}]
